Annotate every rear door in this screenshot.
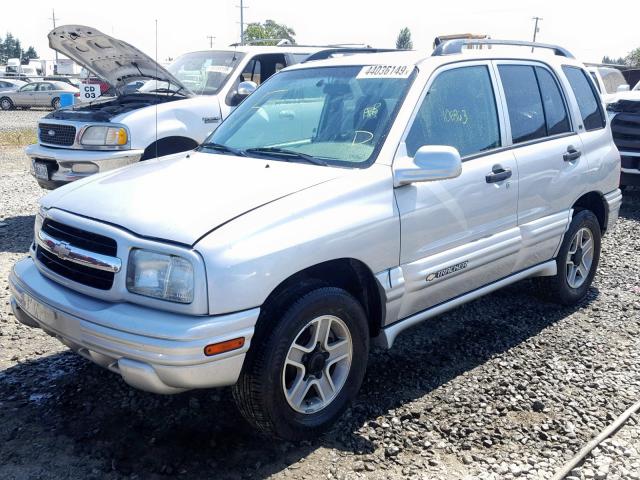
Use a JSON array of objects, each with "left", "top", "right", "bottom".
[
  {"left": 493, "top": 61, "right": 586, "bottom": 272},
  {"left": 36, "top": 82, "right": 55, "bottom": 106},
  {"left": 394, "top": 62, "right": 519, "bottom": 319},
  {"left": 560, "top": 66, "right": 616, "bottom": 188}
]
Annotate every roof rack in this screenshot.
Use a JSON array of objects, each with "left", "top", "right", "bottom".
[
  {"left": 229, "top": 38, "right": 294, "bottom": 46},
  {"left": 431, "top": 39, "right": 575, "bottom": 59},
  {"left": 304, "top": 48, "right": 398, "bottom": 62}
]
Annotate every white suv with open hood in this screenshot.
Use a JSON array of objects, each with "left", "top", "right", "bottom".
[{"left": 26, "top": 25, "right": 371, "bottom": 189}]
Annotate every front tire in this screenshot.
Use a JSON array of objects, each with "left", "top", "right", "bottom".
[
  {"left": 536, "top": 210, "right": 601, "bottom": 305},
  {"left": 0, "top": 97, "right": 14, "bottom": 110},
  {"left": 233, "top": 287, "right": 369, "bottom": 440}
]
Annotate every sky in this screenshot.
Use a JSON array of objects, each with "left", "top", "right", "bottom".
[{"left": 1, "top": 0, "right": 638, "bottom": 65}]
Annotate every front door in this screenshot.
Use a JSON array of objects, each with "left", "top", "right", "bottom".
[
  {"left": 14, "top": 83, "right": 37, "bottom": 106},
  {"left": 394, "top": 62, "right": 519, "bottom": 320}
]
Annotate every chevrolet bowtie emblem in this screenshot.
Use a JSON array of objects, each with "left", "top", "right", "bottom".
[{"left": 53, "top": 241, "right": 71, "bottom": 259}]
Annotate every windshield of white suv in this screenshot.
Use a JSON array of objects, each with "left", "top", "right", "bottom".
[
  {"left": 204, "top": 65, "right": 415, "bottom": 167},
  {"left": 166, "top": 50, "right": 245, "bottom": 95}
]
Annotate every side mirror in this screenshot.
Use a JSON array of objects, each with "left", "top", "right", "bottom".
[
  {"left": 231, "top": 81, "right": 258, "bottom": 106},
  {"left": 617, "top": 84, "right": 630, "bottom": 93},
  {"left": 237, "top": 80, "right": 257, "bottom": 97},
  {"left": 394, "top": 145, "right": 462, "bottom": 187}
]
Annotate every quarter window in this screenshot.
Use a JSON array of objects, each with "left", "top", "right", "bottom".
[
  {"left": 498, "top": 65, "right": 546, "bottom": 144},
  {"left": 562, "top": 66, "right": 605, "bottom": 131},
  {"left": 405, "top": 65, "right": 500, "bottom": 158}
]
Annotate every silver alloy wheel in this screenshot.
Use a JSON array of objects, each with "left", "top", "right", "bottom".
[
  {"left": 282, "top": 315, "right": 353, "bottom": 414},
  {"left": 566, "top": 227, "right": 594, "bottom": 289},
  {"left": 1, "top": 98, "right": 11, "bottom": 110}
]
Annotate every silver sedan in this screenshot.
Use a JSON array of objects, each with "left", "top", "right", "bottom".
[{"left": 0, "top": 81, "right": 78, "bottom": 110}]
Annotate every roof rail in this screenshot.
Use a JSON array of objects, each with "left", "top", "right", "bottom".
[
  {"left": 304, "top": 48, "right": 398, "bottom": 63},
  {"left": 228, "top": 38, "right": 294, "bottom": 46},
  {"left": 432, "top": 39, "right": 575, "bottom": 59}
]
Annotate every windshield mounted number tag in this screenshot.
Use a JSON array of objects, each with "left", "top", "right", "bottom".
[
  {"left": 79, "top": 83, "right": 102, "bottom": 102},
  {"left": 357, "top": 65, "right": 413, "bottom": 79}
]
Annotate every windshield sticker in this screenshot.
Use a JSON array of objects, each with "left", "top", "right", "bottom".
[
  {"left": 206, "top": 66, "right": 233, "bottom": 74},
  {"left": 362, "top": 103, "right": 382, "bottom": 119},
  {"left": 357, "top": 65, "right": 413, "bottom": 79}
]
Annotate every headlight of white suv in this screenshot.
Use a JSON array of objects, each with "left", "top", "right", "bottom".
[
  {"left": 126, "top": 249, "right": 194, "bottom": 303},
  {"left": 80, "top": 126, "right": 128, "bottom": 147}
]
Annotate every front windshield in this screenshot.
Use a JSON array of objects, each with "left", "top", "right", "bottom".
[
  {"left": 165, "top": 50, "right": 245, "bottom": 95},
  {"left": 205, "top": 65, "right": 415, "bottom": 167}
]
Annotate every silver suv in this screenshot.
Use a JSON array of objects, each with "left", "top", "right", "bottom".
[{"left": 9, "top": 39, "right": 622, "bottom": 439}]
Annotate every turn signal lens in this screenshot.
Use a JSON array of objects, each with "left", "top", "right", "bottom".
[{"left": 204, "top": 337, "right": 245, "bottom": 356}]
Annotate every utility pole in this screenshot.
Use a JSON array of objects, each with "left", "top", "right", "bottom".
[
  {"left": 237, "top": 0, "right": 248, "bottom": 45},
  {"left": 207, "top": 35, "right": 216, "bottom": 48},
  {"left": 531, "top": 16, "right": 542, "bottom": 52},
  {"left": 49, "top": 9, "right": 59, "bottom": 64}
]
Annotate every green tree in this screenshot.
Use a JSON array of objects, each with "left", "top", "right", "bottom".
[
  {"left": 602, "top": 55, "right": 626, "bottom": 66},
  {"left": 22, "top": 46, "right": 39, "bottom": 62},
  {"left": 0, "top": 33, "right": 38, "bottom": 63},
  {"left": 243, "top": 20, "right": 296, "bottom": 45},
  {"left": 395, "top": 27, "right": 413, "bottom": 50},
  {"left": 627, "top": 48, "right": 640, "bottom": 67}
]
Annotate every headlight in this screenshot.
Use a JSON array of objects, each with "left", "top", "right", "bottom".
[
  {"left": 35, "top": 205, "right": 46, "bottom": 235},
  {"left": 126, "top": 249, "right": 194, "bottom": 303},
  {"left": 80, "top": 126, "right": 128, "bottom": 146}
]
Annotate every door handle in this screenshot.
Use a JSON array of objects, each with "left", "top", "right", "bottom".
[
  {"left": 563, "top": 145, "right": 582, "bottom": 162},
  {"left": 485, "top": 164, "right": 512, "bottom": 183}
]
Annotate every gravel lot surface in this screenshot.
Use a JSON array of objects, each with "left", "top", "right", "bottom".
[
  {"left": 0, "top": 109, "right": 47, "bottom": 132},
  {"left": 1, "top": 144, "right": 639, "bottom": 480}
]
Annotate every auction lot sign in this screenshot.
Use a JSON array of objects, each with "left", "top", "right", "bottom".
[{"left": 79, "top": 83, "right": 102, "bottom": 102}]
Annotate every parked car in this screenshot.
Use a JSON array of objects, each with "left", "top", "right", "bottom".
[
  {"left": 0, "top": 81, "right": 79, "bottom": 111},
  {"left": 587, "top": 66, "right": 640, "bottom": 187},
  {"left": 26, "top": 25, "right": 388, "bottom": 189},
  {"left": 9, "top": 39, "right": 621, "bottom": 439},
  {"left": 0, "top": 78, "right": 27, "bottom": 92}
]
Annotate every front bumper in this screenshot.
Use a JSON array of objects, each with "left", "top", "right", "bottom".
[
  {"left": 9, "top": 257, "right": 259, "bottom": 394},
  {"left": 604, "top": 189, "right": 623, "bottom": 232},
  {"left": 25, "top": 143, "right": 145, "bottom": 189}
]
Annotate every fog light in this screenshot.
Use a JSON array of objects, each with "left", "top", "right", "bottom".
[
  {"left": 71, "top": 163, "right": 99, "bottom": 174},
  {"left": 204, "top": 338, "right": 245, "bottom": 356}
]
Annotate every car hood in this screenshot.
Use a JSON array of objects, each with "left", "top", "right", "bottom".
[
  {"left": 48, "top": 25, "right": 189, "bottom": 96},
  {"left": 42, "top": 152, "right": 346, "bottom": 245}
]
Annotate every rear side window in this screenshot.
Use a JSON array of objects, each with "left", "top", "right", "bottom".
[
  {"left": 498, "top": 65, "right": 546, "bottom": 143},
  {"left": 562, "top": 66, "right": 605, "bottom": 131},
  {"left": 535, "top": 67, "right": 570, "bottom": 135},
  {"left": 405, "top": 65, "right": 500, "bottom": 158}
]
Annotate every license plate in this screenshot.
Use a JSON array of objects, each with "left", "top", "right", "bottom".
[
  {"left": 33, "top": 162, "right": 49, "bottom": 180},
  {"left": 22, "top": 292, "right": 56, "bottom": 325}
]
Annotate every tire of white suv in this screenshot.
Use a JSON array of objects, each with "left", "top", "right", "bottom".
[
  {"left": 536, "top": 210, "right": 601, "bottom": 305},
  {"left": 232, "top": 287, "right": 369, "bottom": 440}
]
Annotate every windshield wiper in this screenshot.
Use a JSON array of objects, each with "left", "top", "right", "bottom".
[
  {"left": 245, "top": 147, "right": 328, "bottom": 166},
  {"left": 146, "top": 88, "right": 188, "bottom": 97},
  {"left": 199, "top": 142, "right": 247, "bottom": 157}
]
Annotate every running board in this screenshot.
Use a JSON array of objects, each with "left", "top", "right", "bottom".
[{"left": 374, "top": 260, "right": 557, "bottom": 349}]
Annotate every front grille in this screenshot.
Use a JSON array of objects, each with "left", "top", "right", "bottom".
[
  {"left": 621, "top": 155, "right": 640, "bottom": 171},
  {"left": 611, "top": 113, "right": 640, "bottom": 154},
  {"left": 42, "top": 219, "right": 117, "bottom": 256},
  {"left": 38, "top": 123, "right": 76, "bottom": 146},
  {"left": 37, "top": 219, "right": 117, "bottom": 290}
]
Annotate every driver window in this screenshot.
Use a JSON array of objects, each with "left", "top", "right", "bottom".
[{"left": 406, "top": 65, "right": 501, "bottom": 158}]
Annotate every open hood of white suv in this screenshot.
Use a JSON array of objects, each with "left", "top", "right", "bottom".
[{"left": 48, "top": 25, "right": 189, "bottom": 96}]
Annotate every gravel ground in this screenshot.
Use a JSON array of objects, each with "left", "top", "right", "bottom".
[
  {"left": 0, "top": 109, "right": 47, "bottom": 132},
  {"left": 1, "top": 145, "right": 640, "bottom": 480}
]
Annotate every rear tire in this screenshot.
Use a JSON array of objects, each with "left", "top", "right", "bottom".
[
  {"left": 232, "top": 287, "right": 369, "bottom": 440},
  {"left": 51, "top": 98, "right": 61, "bottom": 110},
  {"left": 0, "top": 97, "right": 14, "bottom": 110},
  {"left": 535, "top": 210, "right": 601, "bottom": 305}
]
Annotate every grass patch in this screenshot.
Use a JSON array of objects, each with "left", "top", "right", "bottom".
[{"left": 0, "top": 129, "right": 38, "bottom": 147}]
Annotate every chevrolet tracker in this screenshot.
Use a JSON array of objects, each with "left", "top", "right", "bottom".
[{"left": 10, "top": 39, "right": 622, "bottom": 439}]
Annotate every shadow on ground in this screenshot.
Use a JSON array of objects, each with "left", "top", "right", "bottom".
[
  {"left": 0, "top": 280, "right": 597, "bottom": 480},
  {"left": 0, "top": 215, "right": 34, "bottom": 254}
]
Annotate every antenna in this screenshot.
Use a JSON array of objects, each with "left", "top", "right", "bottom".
[
  {"left": 531, "top": 16, "right": 543, "bottom": 52},
  {"left": 207, "top": 35, "right": 216, "bottom": 49},
  {"left": 237, "top": 0, "right": 248, "bottom": 45},
  {"left": 154, "top": 19, "right": 159, "bottom": 160},
  {"left": 49, "top": 9, "right": 59, "bottom": 65}
]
